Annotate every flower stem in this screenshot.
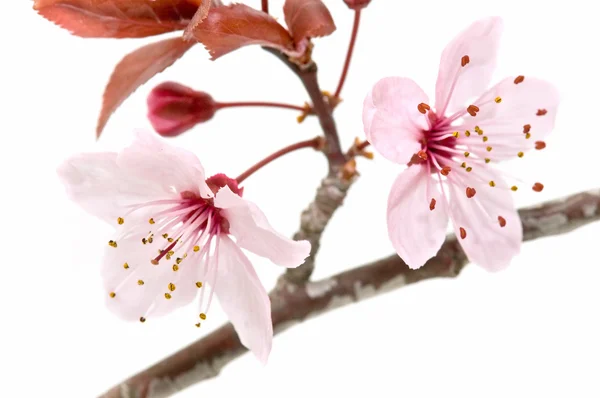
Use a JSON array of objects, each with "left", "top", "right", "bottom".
[
  {"left": 334, "top": 10, "right": 362, "bottom": 100},
  {"left": 216, "top": 101, "right": 307, "bottom": 113},
  {"left": 236, "top": 137, "right": 324, "bottom": 184},
  {"left": 261, "top": 0, "right": 268, "bottom": 13}
]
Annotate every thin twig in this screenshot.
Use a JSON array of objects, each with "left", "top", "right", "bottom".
[
  {"left": 100, "top": 188, "right": 600, "bottom": 398},
  {"left": 263, "top": 48, "right": 347, "bottom": 171},
  {"left": 334, "top": 10, "right": 362, "bottom": 99},
  {"left": 216, "top": 101, "right": 308, "bottom": 113},
  {"left": 235, "top": 137, "right": 324, "bottom": 184}
]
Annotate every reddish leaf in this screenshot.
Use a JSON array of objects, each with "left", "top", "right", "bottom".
[
  {"left": 283, "top": 0, "right": 336, "bottom": 43},
  {"left": 34, "top": 0, "right": 202, "bottom": 38},
  {"left": 97, "top": 37, "right": 194, "bottom": 138},
  {"left": 183, "top": 0, "right": 213, "bottom": 38},
  {"left": 184, "top": 4, "right": 295, "bottom": 60}
]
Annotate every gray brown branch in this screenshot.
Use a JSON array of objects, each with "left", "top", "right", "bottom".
[
  {"left": 100, "top": 188, "right": 600, "bottom": 398},
  {"left": 262, "top": 46, "right": 352, "bottom": 284},
  {"left": 263, "top": 47, "right": 347, "bottom": 170},
  {"left": 285, "top": 175, "right": 353, "bottom": 283}
]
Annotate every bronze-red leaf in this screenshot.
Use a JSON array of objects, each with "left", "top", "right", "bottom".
[
  {"left": 283, "top": 0, "right": 336, "bottom": 43},
  {"left": 184, "top": 4, "right": 295, "bottom": 60},
  {"left": 183, "top": 0, "right": 219, "bottom": 37},
  {"left": 97, "top": 37, "right": 195, "bottom": 138},
  {"left": 34, "top": 0, "right": 200, "bottom": 38}
]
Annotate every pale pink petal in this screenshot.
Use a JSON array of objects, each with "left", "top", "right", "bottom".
[
  {"left": 118, "top": 131, "right": 213, "bottom": 199},
  {"left": 456, "top": 76, "right": 559, "bottom": 161},
  {"left": 435, "top": 17, "right": 503, "bottom": 116},
  {"left": 363, "top": 77, "right": 428, "bottom": 165},
  {"left": 213, "top": 184, "right": 246, "bottom": 208},
  {"left": 102, "top": 216, "right": 202, "bottom": 320},
  {"left": 215, "top": 186, "right": 311, "bottom": 268},
  {"left": 215, "top": 235, "right": 272, "bottom": 364},
  {"left": 446, "top": 166, "right": 522, "bottom": 271},
  {"left": 387, "top": 165, "right": 449, "bottom": 269},
  {"left": 57, "top": 152, "right": 166, "bottom": 224}
]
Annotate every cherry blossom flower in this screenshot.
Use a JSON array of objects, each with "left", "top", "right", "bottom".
[
  {"left": 57, "top": 131, "right": 310, "bottom": 363},
  {"left": 363, "top": 17, "right": 559, "bottom": 271}
]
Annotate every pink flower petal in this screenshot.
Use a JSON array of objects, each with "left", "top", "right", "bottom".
[
  {"left": 57, "top": 131, "right": 217, "bottom": 224},
  {"left": 215, "top": 236, "right": 272, "bottom": 364},
  {"left": 457, "top": 76, "right": 559, "bottom": 161},
  {"left": 103, "top": 221, "right": 200, "bottom": 321},
  {"left": 118, "top": 131, "right": 213, "bottom": 199},
  {"left": 435, "top": 17, "right": 503, "bottom": 116},
  {"left": 57, "top": 152, "right": 166, "bottom": 223},
  {"left": 446, "top": 166, "right": 522, "bottom": 271},
  {"left": 387, "top": 165, "right": 449, "bottom": 269},
  {"left": 215, "top": 186, "right": 311, "bottom": 268},
  {"left": 363, "top": 77, "right": 428, "bottom": 165}
]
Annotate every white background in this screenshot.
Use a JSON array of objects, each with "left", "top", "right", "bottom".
[{"left": 2, "top": 0, "right": 600, "bottom": 396}]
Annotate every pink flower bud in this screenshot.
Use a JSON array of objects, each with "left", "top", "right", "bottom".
[
  {"left": 147, "top": 82, "right": 217, "bottom": 137},
  {"left": 343, "top": 0, "right": 371, "bottom": 9}
]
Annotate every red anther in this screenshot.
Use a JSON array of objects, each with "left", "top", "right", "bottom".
[
  {"left": 536, "top": 109, "right": 548, "bottom": 116},
  {"left": 429, "top": 198, "right": 436, "bottom": 211},
  {"left": 417, "top": 103, "right": 431, "bottom": 114},
  {"left": 440, "top": 166, "right": 451, "bottom": 176},
  {"left": 467, "top": 105, "right": 480, "bottom": 117},
  {"left": 459, "top": 227, "right": 467, "bottom": 239},
  {"left": 417, "top": 150, "right": 428, "bottom": 161},
  {"left": 466, "top": 187, "right": 476, "bottom": 199},
  {"left": 535, "top": 141, "right": 546, "bottom": 150},
  {"left": 514, "top": 75, "right": 525, "bottom": 84},
  {"left": 532, "top": 182, "right": 544, "bottom": 192},
  {"left": 498, "top": 216, "right": 507, "bottom": 227},
  {"left": 523, "top": 124, "right": 531, "bottom": 133},
  {"left": 461, "top": 55, "right": 470, "bottom": 67}
]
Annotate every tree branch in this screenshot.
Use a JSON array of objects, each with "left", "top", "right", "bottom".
[
  {"left": 100, "top": 188, "right": 600, "bottom": 398},
  {"left": 263, "top": 47, "right": 347, "bottom": 171},
  {"left": 284, "top": 175, "right": 353, "bottom": 283},
  {"left": 260, "top": 47, "right": 351, "bottom": 284}
]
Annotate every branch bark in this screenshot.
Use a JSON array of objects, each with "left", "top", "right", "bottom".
[
  {"left": 100, "top": 188, "right": 600, "bottom": 398},
  {"left": 285, "top": 175, "right": 353, "bottom": 283},
  {"left": 263, "top": 47, "right": 347, "bottom": 170},
  {"left": 262, "top": 47, "right": 351, "bottom": 284}
]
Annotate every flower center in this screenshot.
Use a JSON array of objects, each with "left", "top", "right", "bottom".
[
  {"left": 146, "top": 191, "right": 228, "bottom": 265},
  {"left": 107, "top": 174, "right": 244, "bottom": 325},
  {"left": 108, "top": 191, "right": 230, "bottom": 326}
]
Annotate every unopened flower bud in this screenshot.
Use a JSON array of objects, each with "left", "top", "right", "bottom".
[
  {"left": 343, "top": 0, "right": 371, "bottom": 9},
  {"left": 147, "top": 82, "right": 217, "bottom": 137}
]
